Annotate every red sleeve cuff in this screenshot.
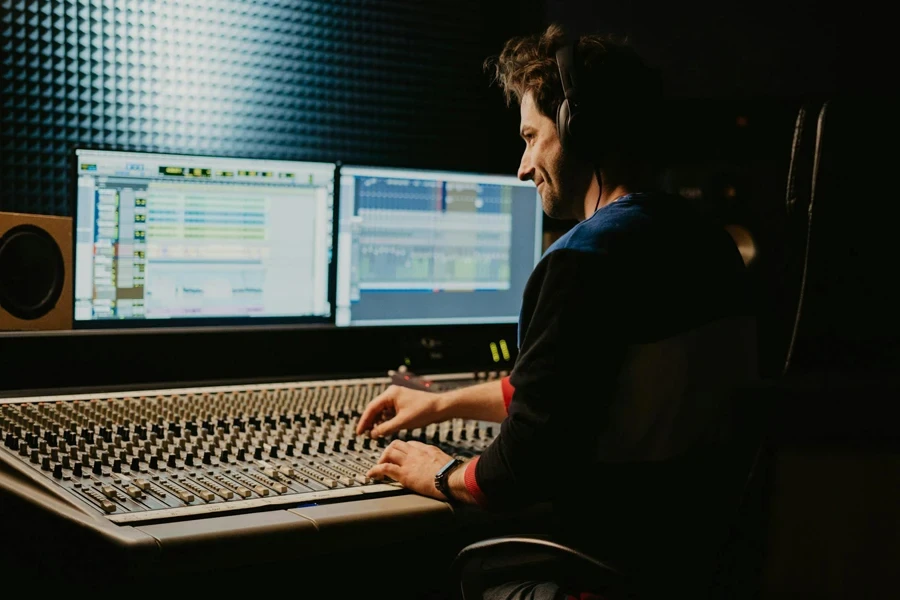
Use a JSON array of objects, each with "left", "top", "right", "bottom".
[
  {"left": 501, "top": 375, "right": 515, "bottom": 412},
  {"left": 464, "top": 457, "right": 489, "bottom": 507}
]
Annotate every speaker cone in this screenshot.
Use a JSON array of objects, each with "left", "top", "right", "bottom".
[{"left": 0, "top": 224, "right": 66, "bottom": 320}]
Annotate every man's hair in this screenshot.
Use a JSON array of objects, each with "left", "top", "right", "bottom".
[{"left": 485, "top": 24, "right": 665, "bottom": 185}]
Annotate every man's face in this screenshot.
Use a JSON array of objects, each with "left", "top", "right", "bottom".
[{"left": 516, "top": 92, "right": 592, "bottom": 220}]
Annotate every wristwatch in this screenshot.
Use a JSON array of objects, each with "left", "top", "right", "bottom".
[{"left": 434, "top": 457, "right": 464, "bottom": 500}]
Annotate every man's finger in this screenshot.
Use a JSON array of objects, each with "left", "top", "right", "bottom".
[
  {"left": 356, "top": 392, "right": 395, "bottom": 435},
  {"left": 367, "top": 462, "right": 402, "bottom": 481},
  {"left": 377, "top": 442, "right": 408, "bottom": 465},
  {"left": 370, "top": 415, "right": 403, "bottom": 438}
]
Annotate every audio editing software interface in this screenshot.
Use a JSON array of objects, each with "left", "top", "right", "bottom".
[
  {"left": 336, "top": 166, "right": 543, "bottom": 326},
  {"left": 73, "top": 149, "right": 334, "bottom": 325}
]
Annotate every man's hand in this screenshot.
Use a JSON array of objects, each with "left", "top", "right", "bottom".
[
  {"left": 367, "top": 440, "right": 454, "bottom": 501},
  {"left": 356, "top": 386, "right": 444, "bottom": 438}
]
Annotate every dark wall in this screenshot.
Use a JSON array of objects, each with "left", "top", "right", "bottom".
[
  {"left": 545, "top": 1, "right": 839, "bottom": 98},
  {"left": 1, "top": 0, "right": 537, "bottom": 217}
]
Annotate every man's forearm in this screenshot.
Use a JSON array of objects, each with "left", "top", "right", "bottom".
[{"left": 435, "top": 379, "right": 507, "bottom": 423}]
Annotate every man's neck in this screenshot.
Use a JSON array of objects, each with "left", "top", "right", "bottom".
[{"left": 581, "top": 173, "right": 630, "bottom": 220}]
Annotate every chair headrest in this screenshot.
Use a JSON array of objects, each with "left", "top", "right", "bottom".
[{"left": 784, "top": 102, "right": 823, "bottom": 221}]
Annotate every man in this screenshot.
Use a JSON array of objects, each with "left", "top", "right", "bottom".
[{"left": 357, "top": 24, "right": 756, "bottom": 599}]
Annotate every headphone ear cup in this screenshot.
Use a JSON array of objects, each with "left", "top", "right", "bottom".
[{"left": 557, "top": 99, "right": 570, "bottom": 151}]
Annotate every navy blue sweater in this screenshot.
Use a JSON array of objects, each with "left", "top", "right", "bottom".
[{"left": 464, "top": 192, "right": 756, "bottom": 589}]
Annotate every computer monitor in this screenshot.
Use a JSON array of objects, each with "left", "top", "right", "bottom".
[
  {"left": 73, "top": 149, "right": 335, "bottom": 327},
  {"left": 335, "top": 166, "right": 543, "bottom": 327}
]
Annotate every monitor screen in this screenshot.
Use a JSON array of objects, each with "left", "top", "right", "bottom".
[
  {"left": 335, "top": 166, "right": 542, "bottom": 327},
  {"left": 73, "top": 149, "right": 335, "bottom": 327}
]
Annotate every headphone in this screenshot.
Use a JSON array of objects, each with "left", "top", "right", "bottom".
[
  {"left": 556, "top": 38, "right": 606, "bottom": 212},
  {"left": 555, "top": 40, "right": 586, "bottom": 156}
]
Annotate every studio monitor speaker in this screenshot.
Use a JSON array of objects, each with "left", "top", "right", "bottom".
[{"left": 0, "top": 211, "right": 73, "bottom": 331}]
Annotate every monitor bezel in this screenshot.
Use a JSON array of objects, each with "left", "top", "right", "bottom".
[{"left": 70, "top": 145, "right": 339, "bottom": 331}]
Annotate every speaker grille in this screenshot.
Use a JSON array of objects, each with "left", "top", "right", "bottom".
[{"left": 0, "top": 224, "right": 66, "bottom": 320}]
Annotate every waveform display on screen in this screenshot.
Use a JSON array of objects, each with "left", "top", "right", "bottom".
[
  {"left": 146, "top": 194, "right": 267, "bottom": 240},
  {"left": 354, "top": 176, "right": 510, "bottom": 214},
  {"left": 353, "top": 177, "right": 513, "bottom": 290},
  {"left": 357, "top": 244, "right": 511, "bottom": 286}
]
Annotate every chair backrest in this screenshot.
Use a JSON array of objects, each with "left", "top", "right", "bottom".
[
  {"left": 756, "top": 100, "right": 825, "bottom": 378},
  {"left": 782, "top": 97, "right": 900, "bottom": 375}
]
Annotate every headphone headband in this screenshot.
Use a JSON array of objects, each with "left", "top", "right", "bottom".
[
  {"left": 555, "top": 38, "right": 587, "bottom": 157},
  {"left": 556, "top": 42, "right": 579, "bottom": 103}
]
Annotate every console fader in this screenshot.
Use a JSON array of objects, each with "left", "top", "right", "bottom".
[{"left": 0, "top": 371, "right": 504, "bottom": 525}]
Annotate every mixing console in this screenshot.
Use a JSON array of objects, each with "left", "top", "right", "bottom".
[{"left": 0, "top": 371, "right": 504, "bottom": 525}]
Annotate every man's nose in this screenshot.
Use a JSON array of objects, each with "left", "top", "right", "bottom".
[{"left": 517, "top": 151, "right": 533, "bottom": 181}]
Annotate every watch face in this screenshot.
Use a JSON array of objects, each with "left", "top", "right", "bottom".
[
  {"left": 435, "top": 459, "right": 460, "bottom": 498},
  {"left": 438, "top": 458, "right": 460, "bottom": 476}
]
